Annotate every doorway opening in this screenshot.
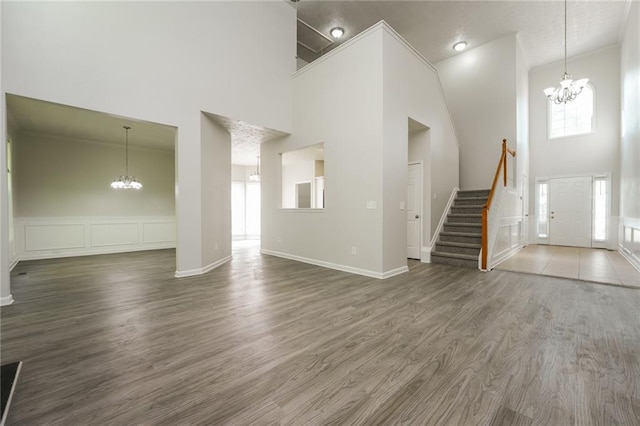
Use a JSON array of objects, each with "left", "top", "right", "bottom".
[{"left": 407, "top": 118, "right": 431, "bottom": 261}]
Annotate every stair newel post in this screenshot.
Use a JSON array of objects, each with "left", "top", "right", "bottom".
[{"left": 502, "top": 139, "right": 507, "bottom": 187}]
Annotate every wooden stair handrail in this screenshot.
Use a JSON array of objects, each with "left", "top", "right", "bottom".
[{"left": 482, "top": 139, "right": 516, "bottom": 270}]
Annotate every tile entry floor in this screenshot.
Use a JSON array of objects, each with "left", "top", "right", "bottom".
[{"left": 495, "top": 245, "right": 640, "bottom": 289}]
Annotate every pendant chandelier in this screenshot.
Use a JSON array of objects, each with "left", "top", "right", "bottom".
[
  {"left": 111, "top": 126, "right": 143, "bottom": 189},
  {"left": 249, "top": 156, "right": 260, "bottom": 182},
  {"left": 543, "top": 0, "right": 589, "bottom": 104}
]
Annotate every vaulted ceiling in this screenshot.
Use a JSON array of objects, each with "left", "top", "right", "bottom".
[
  {"left": 7, "top": 1, "right": 631, "bottom": 166},
  {"left": 294, "top": 1, "right": 630, "bottom": 69}
]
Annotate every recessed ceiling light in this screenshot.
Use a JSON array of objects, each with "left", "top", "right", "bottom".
[
  {"left": 330, "top": 27, "right": 345, "bottom": 39},
  {"left": 453, "top": 41, "right": 467, "bottom": 52}
]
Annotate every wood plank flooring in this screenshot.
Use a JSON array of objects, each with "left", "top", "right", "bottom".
[{"left": 2, "top": 242, "right": 640, "bottom": 425}]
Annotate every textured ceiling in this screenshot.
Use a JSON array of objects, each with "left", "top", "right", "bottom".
[
  {"left": 7, "top": 96, "right": 289, "bottom": 166},
  {"left": 204, "top": 113, "right": 289, "bottom": 166},
  {"left": 295, "top": 1, "right": 630, "bottom": 68}
]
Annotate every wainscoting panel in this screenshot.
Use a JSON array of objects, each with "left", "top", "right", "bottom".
[
  {"left": 491, "top": 217, "right": 524, "bottom": 268},
  {"left": 91, "top": 223, "right": 139, "bottom": 247},
  {"left": 143, "top": 222, "right": 176, "bottom": 244},
  {"left": 619, "top": 217, "right": 640, "bottom": 272},
  {"left": 16, "top": 217, "right": 176, "bottom": 261},
  {"left": 25, "top": 224, "right": 85, "bottom": 252}
]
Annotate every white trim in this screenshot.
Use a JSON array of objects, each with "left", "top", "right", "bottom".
[
  {"left": 0, "top": 294, "right": 15, "bottom": 306},
  {"left": 381, "top": 265, "right": 410, "bottom": 279},
  {"left": 14, "top": 216, "right": 176, "bottom": 261},
  {"left": 491, "top": 244, "right": 526, "bottom": 270},
  {"left": 277, "top": 208, "right": 324, "bottom": 213},
  {"left": 261, "top": 249, "right": 407, "bottom": 279},
  {"left": 618, "top": 217, "right": 640, "bottom": 273},
  {"left": 618, "top": 246, "right": 640, "bottom": 274},
  {"left": 9, "top": 258, "right": 19, "bottom": 271},
  {"left": 408, "top": 161, "right": 423, "bottom": 261},
  {"left": 428, "top": 187, "right": 459, "bottom": 250},
  {"left": 174, "top": 255, "right": 232, "bottom": 278}
]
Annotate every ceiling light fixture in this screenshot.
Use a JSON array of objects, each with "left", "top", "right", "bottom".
[
  {"left": 330, "top": 27, "right": 344, "bottom": 39},
  {"left": 249, "top": 156, "right": 260, "bottom": 182},
  {"left": 453, "top": 41, "right": 467, "bottom": 52},
  {"left": 543, "top": 0, "right": 589, "bottom": 104},
  {"left": 111, "top": 126, "right": 142, "bottom": 190}
]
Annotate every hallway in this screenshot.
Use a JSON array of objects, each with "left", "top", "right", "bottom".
[{"left": 495, "top": 245, "right": 640, "bottom": 289}]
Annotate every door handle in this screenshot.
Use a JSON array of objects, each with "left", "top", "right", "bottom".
[{"left": 415, "top": 215, "right": 420, "bottom": 219}]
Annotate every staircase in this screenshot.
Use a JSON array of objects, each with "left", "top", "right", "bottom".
[{"left": 431, "top": 189, "right": 490, "bottom": 268}]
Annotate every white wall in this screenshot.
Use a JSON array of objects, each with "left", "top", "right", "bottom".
[
  {"left": 262, "top": 22, "right": 459, "bottom": 277},
  {"left": 10, "top": 131, "right": 176, "bottom": 261},
  {"left": 15, "top": 132, "right": 175, "bottom": 217},
  {"left": 0, "top": 0, "right": 10, "bottom": 303},
  {"left": 529, "top": 45, "right": 621, "bottom": 248},
  {"left": 619, "top": 1, "right": 640, "bottom": 269},
  {"left": 382, "top": 28, "right": 459, "bottom": 270},
  {"left": 1, "top": 1, "right": 295, "bottom": 285},
  {"left": 199, "top": 114, "right": 231, "bottom": 275},
  {"left": 436, "top": 35, "right": 518, "bottom": 190},
  {"left": 262, "top": 25, "right": 386, "bottom": 277}
]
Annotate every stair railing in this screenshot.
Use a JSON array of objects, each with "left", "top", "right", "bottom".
[{"left": 481, "top": 139, "right": 516, "bottom": 270}]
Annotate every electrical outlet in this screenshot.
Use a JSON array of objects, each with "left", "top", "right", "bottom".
[
  {"left": 277, "top": 236, "right": 282, "bottom": 243},
  {"left": 214, "top": 242, "right": 218, "bottom": 250},
  {"left": 433, "top": 193, "right": 437, "bottom": 200},
  {"left": 400, "top": 201, "right": 406, "bottom": 210},
  {"left": 351, "top": 246, "right": 357, "bottom": 255}
]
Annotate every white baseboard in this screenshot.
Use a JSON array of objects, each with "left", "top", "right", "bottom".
[
  {"left": 18, "top": 243, "right": 175, "bottom": 262},
  {"left": 9, "top": 258, "right": 19, "bottom": 271},
  {"left": 491, "top": 244, "right": 525, "bottom": 270},
  {"left": 381, "top": 265, "right": 409, "bottom": 279},
  {"left": 619, "top": 246, "right": 640, "bottom": 274},
  {"left": 0, "top": 294, "right": 15, "bottom": 306},
  {"left": 175, "top": 255, "right": 232, "bottom": 278},
  {"left": 261, "top": 249, "right": 407, "bottom": 279}
]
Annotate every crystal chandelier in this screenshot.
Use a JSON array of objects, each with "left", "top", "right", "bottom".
[
  {"left": 249, "top": 156, "right": 260, "bottom": 182},
  {"left": 111, "top": 126, "right": 143, "bottom": 189},
  {"left": 543, "top": 0, "right": 589, "bottom": 104}
]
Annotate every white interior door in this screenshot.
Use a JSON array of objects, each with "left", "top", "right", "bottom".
[
  {"left": 549, "top": 176, "right": 592, "bottom": 247},
  {"left": 407, "top": 163, "right": 422, "bottom": 259}
]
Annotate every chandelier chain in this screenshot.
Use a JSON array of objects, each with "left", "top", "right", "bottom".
[
  {"left": 564, "top": 0, "right": 567, "bottom": 74},
  {"left": 124, "top": 126, "right": 130, "bottom": 176}
]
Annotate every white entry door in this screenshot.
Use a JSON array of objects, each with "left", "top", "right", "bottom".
[
  {"left": 549, "top": 176, "right": 592, "bottom": 247},
  {"left": 407, "top": 163, "right": 422, "bottom": 259}
]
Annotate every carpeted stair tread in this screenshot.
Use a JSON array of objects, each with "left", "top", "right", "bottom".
[
  {"left": 444, "top": 222, "right": 481, "bottom": 227},
  {"left": 431, "top": 252, "right": 478, "bottom": 261},
  {"left": 436, "top": 241, "right": 481, "bottom": 249},
  {"left": 440, "top": 231, "right": 482, "bottom": 237},
  {"left": 448, "top": 214, "right": 482, "bottom": 218}
]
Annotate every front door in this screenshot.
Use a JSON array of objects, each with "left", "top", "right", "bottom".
[
  {"left": 549, "top": 176, "right": 592, "bottom": 247},
  {"left": 407, "top": 163, "right": 422, "bottom": 259}
]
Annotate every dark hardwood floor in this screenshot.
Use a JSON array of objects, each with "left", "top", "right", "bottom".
[{"left": 2, "top": 242, "right": 640, "bottom": 425}]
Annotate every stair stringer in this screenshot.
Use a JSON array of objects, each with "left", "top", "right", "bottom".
[
  {"left": 422, "top": 187, "right": 460, "bottom": 263},
  {"left": 423, "top": 187, "right": 459, "bottom": 263}
]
